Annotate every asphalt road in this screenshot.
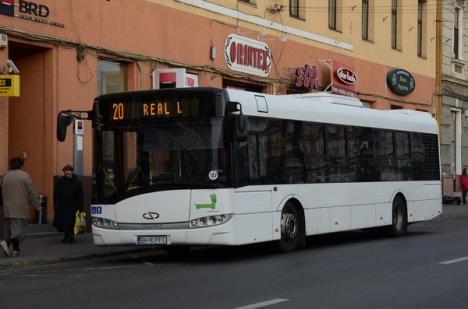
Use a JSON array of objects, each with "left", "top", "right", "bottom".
[{"left": 1, "top": 208, "right": 468, "bottom": 309}]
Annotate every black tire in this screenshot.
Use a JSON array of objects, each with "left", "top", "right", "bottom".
[
  {"left": 164, "top": 245, "right": 191, "bottom": 257},
  {"left": 389, "top": 195, "right": 408, "bottom": 237},
  {"left": 276, "top": 203, "right": 304, "bottom": 253}
]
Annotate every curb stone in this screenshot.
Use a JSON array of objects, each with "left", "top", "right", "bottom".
[{"left": 0, "top": 247, "right": 157, "bottom": 271}]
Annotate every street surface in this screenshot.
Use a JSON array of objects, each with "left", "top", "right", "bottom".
[{"left": 1, "top": 207, "right": 468, "bottom": 309}]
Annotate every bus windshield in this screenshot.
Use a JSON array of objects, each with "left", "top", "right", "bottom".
[{"left": 94, "top": 117, "right": 230, "bottom": 202}]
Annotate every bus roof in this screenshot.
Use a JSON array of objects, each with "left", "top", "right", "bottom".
[{"left": 226, "top": 89, "right": 438, "bottom": 134}]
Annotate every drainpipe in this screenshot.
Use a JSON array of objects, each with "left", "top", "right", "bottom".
[{"left": 435, "top": 0, "right": 443, "bottom": 124}]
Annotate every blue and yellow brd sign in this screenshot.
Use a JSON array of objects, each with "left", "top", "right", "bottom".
[{"left": 0, "top": 75, "right": 20, "bottom": 97}]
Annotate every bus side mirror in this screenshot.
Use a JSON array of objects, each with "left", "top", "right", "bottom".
[
  {"left": 230, "top": 102, "right": 247, "bottom": 142},
  {"left": 57, "top": 113, "right": 73, "bottom": 142}
]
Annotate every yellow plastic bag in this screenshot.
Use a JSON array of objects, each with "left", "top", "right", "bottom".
[{"left": 74, "top": 211, "right": 86, "bottom": 236}]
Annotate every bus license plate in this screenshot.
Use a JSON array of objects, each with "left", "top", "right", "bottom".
[{"left": 137, "top": 235, "right": 167, "bottom": 246}]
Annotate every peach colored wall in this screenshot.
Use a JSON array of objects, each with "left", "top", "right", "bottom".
[
  {"left": 0, "top": 0, "right": 436, "bottom": 170},
  {"left": 0, "top": 49, "right": 8, "bottom": 174},
  {"left": 8, "top": 50, "right": 45, "bottom": 191},
  {"left": 0, "top": 0, "right": 436, "bottom": 222}
]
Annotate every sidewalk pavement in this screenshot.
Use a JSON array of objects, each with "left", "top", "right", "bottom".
[
  {"left": 0, "top": 204, "right": 467, "bottom": 270},
  {"left": 0, "top": 233, "right": 151, "bottom": 270}
]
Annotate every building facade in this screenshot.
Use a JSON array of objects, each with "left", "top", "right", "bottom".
[
  {"left": 440, "top": 0, "right": 468, "bottom": 198},
  {"left": 0, "top": 0, "right": 437, "bottom": 227}
]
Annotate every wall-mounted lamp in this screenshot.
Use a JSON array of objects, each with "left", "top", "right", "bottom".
[
  {"left": 0, "top": 33, "right": 7, "bottom": 49},
  {"left": 210, "top": 46, "right": 216, "bottom": 60}
]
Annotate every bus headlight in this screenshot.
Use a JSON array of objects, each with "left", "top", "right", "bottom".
[
  {"left": 92, "top": 217, "right": 119, "bottom": 230},
  {"left": 189, "top": 214, "right": 233, "bottom": 229}
]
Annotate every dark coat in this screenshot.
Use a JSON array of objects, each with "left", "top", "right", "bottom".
[{"left": 53, "top": 174, "right": 83, "bottom": 232}]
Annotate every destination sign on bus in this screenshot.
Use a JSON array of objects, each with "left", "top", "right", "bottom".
[
  {"left": 110, "top": 101, "right": 183, "bottom": 121},
  {"left": 97, "top": 90, "right": 221, "bottom": 122}
]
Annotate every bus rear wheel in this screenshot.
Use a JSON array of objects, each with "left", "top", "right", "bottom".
[
  {"left": 389, "top": 195, "right": 408, "bottom": 237},
  {"left": 277, "top": 203, "right": 303, "bottom": 253}
]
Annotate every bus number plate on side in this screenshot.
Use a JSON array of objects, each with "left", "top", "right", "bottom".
[{"left": 136, "top": 235, "right": 167, "bottom": 246}]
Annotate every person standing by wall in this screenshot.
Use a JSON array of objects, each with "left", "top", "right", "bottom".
[
  {"left": 460, "top": 168, "right": 468, "bottom": 205},
  {"left": 53, "top": 164, "right": 83, "bottom": 243},
  {"left": 0, "top": 157, "right": 40, "bottom": 257}
]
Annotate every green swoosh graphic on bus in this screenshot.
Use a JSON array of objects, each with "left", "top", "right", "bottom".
[{"left": 195, "top": 194, "right": 217, "bottom": 209}]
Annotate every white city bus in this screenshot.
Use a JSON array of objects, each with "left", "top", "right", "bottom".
[{"left": 59, "top": 87, "right": 441, "bottom": 253}]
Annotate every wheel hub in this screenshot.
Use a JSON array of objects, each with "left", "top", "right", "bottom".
[{"left": 281, "top": 212, "right": 297, "bottom": 240}]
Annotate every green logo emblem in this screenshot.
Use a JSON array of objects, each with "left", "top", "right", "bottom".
[{"left": 195, "top": 194, "right": 217, "bottom": 209}]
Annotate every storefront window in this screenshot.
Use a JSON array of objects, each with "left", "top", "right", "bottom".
[{"left": 98, "top": 60, "right": 126, "bottom": 95}]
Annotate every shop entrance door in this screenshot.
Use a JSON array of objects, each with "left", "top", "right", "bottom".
[{"left": 8, "top": 41, "right": 52, "bottom": 224}]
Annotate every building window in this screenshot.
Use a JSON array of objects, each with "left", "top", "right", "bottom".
[
  {"left": 329, "top": 0, "right": 336, "bottom": 30},
  {"left": 98, "top": 60, "right": 126, "bottom": 95},
  {"left": 362, "top": 0, "right": 369, "bottom": 40},
  {"left": 290, "top": 0, "right": 304, "bottom": 19},
  {"left": 362, "top": 0, "right": 374, "bottom": 41},
  {"left": 454, "top": 6, "right": 462, "bottom": 59},
  {"left": 329, "top": 0, "right": 341, "bottom": 31},
  {"left": 417, "top": 0, "right": 426, "bottom": 57},
  {"left": 238, "top": 0, "right": 256, "bottom": 4},
  {"left": 391, "top": 0, "right": 401, "bottom": 50}
]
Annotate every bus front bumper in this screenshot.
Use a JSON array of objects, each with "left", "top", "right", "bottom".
[{"left": 92, "top": 219, "right": 236, "bottom": 246}]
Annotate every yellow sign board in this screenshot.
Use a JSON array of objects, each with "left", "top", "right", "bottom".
[{"left": 0, "top": 75, "right": 20, "bottom": 97}]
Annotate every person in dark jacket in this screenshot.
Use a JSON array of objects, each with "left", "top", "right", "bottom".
[{"left": 53, "top": 164, "right": 83, "bottom": 243}]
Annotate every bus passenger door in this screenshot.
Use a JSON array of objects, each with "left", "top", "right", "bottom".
[{"left": 233, "top": 116, "right": 274, "bottom": 244}]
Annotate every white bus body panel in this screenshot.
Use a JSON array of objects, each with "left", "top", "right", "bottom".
[
  {"left": 92, "top": 181, "right": 442, "bottom": 246},
  {"left": 93, "top": 90, "right": 442, "bottom": 247}
]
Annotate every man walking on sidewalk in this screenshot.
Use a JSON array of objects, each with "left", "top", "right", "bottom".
[{"left": 0, "top": 157, "right": 40, "bottom": 257}]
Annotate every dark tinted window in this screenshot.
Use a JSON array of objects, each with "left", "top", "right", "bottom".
[
  {"left": 235, "top": 117, "right": 439, "bottom": 186},
  {"left": 411, "top": 133, "right": 425, "bottom": 180},
  {"left": 395, "top": 132, "right": 411, "bottom": 180},
  {"left": 375, "top": 130, "right": 394, "bottom": 157},
  {"left": 247, "top": 118, "right": 270, "bottom": 184},
  {"left": 270, "top": 119, "right": 286, "bottom": 183},
  {"left": 285, "top": 121, "right": 305, "bottom": 183},
  {"left": 356, "top": 128, "right": 375, "bottom": 181},
  {"left": 326, "top": 125, "right": 346, "bottom": 157},
  {"left": 304, "top": 124, "right": 326, "bottom": 183}
]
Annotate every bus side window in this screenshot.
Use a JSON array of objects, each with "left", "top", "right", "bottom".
[
  {"left": 410, "top": 132, "right": 425, "bottom": 180},
  {"left": 247, "top": 117, "right": 269, "bottom": 184},
  {"left": 303, "top": 123, "right": 325, "bottom": 183},
  {"left": 395, "top": 132, "right": 410, "bottom": 180},
  {"left": 356, "top": 127, "right": 376, "bottom": 182},
  {"left": 285, "top": 120, "right": 305, "bottom": 184},
  {"left": 375, "top": 130, "right": 396, "bottom": 181}
]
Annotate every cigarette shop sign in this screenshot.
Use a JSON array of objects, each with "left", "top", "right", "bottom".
[{"left": 224, "top": 34, "right": 272, "bottom": 77}]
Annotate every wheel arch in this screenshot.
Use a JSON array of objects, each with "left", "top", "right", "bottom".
[{"left": 280, "top": 197, "right": 306, "bottom": 248}]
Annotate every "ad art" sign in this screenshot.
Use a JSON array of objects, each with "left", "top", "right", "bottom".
[{"left": 224, "top": 34, "right": 271, "bottom": 77}]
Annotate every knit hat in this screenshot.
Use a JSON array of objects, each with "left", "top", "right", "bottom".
[{"left": 62, "top": 164, "right": 74, "bottom": 172}]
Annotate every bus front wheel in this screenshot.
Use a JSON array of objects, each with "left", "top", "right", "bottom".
[
  {"left": 389, "top": 195, "right": 408, "bottom": 237},
  {"left": 277, "top": 203, "right": 304, "bottom": 252}
]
